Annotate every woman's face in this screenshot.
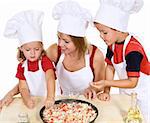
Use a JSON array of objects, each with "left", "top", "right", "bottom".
[
  {"left": 21, "top": 41, "right": 43, "bottom": 62},
  {"left": 95, "top": 23, "right": 118, "bottom": 46},
  {"left": 57, "top": 32, "right": 76, "bottom": 55}
]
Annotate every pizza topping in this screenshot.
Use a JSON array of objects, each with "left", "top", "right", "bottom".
[{"left": 43, "top": 101, "right": 97, "bottom": 123}]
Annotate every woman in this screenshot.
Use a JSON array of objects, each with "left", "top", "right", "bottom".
[{"left": 46, "top": 0, "right": 105, "bottom": 98}]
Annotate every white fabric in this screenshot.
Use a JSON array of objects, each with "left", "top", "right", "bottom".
[
  {"left": 111, "top": 35, "right": 150, "bottom": 122},
  {"left": 94, "top": 0, "right": 144, "bottom": 32},
  {"left": 23, "top": 60, "right": 47, "bottom": 96},
  {"left": 52, "top": 0, "right": 92, "bottom": 37},
  {"left": 4, "top": 10, "right": 44, "bottom": 46},
  {"left": 56, "top": 53, "right": 93, "bottom": 95}
]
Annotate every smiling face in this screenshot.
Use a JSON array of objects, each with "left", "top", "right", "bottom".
[
  {"left": 57, "top": 32, "right": 76, "bottom": 55},
  {"left": 94, "top": 23, "right": 119, "bottom": 46},
  {"left": 20, "top": 41, "right": 43, "bottom": 62}
]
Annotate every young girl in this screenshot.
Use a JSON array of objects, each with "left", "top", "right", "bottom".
[
  {"left": 90, "top": 0, "right": 150, "bottom": 122},
  {"left": 3, "top": 10, "right": 55, "bottom": 109}
]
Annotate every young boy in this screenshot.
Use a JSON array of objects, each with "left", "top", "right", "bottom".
[{"left": 90, "top": 0, "right": 150, "bottom": 122}]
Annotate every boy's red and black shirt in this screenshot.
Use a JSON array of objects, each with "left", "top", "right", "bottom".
[{"left": 105, "top": 36, "right": 150, "bottom": 77}]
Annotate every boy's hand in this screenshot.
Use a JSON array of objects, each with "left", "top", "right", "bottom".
[
  {"left": 97, "top": 92, "right": 110, "bottom": 101},
  {"left": 90, "top": 80, "right": 106, "bottom": 91},
  {"left": 45, "top": 98, "right": 55, "bottom": 109}
]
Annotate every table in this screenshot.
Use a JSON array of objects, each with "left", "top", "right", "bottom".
[{"left": 0, "top": 94, "right": 143, "bottom": 123}]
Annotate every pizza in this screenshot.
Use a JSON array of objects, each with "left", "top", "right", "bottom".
[{"left": 41, "top": 99, "right": 98, "bottom": 123}]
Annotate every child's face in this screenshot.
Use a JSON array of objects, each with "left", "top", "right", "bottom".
[
  {"left": 57, "top": 32, "right": 76, "bottom": 55},
  {"left": 95, "top": 23, "right": 119, "bottom": 46},
  {"left": 21, "top": 41, "right": 43, "bottom": 62}
]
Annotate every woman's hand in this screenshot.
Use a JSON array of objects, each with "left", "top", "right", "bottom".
[{"left": 83, "top": 87, "right": 97, "bottom": 100}]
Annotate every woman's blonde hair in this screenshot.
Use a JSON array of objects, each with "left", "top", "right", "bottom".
[{"left": 69, "top": 35, "right": 88, "bottom": 59}]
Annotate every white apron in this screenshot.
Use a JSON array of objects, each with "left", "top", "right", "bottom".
[
  {"left": 111, "top": 35, "right": 150, "bottom": 122},
  {"left": 23, "top": 60, "right": 47, "bottom": 96},
  {"left": 56, "top": 53, "right": 93, "bottom": 95}
]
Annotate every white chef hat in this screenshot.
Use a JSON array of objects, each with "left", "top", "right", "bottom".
[
  {"left": 52, "top": 0, "right": 92, "bottom": 37},
  {"left": 94, "top": 0, "right": 144, "bottom": 32},
  {"left": 4, "top": 10, "right": 44, "bottom": 46}
]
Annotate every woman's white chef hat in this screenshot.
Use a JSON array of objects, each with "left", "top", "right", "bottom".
[
  {"left": 52, "top": 0, "right": 92, "bottom": 37},
  {"left": 94, "top": 0, "right": 144, "bottom": 32},
  {"left": 4, "top": 10, "right": 44, "bottom": 46}
]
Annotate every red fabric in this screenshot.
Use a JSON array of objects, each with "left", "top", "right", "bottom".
[
  {"left": 28, "top": 60, "right": 39, "bottom": 72},
  {"left": 127, "top": 71, "right": 140, "bottom": 77},
  {"left": 125, "top": 36, "right": 150, "bottom": 75},
  {"left": 41, "top": 55, "right": 55, "bottom": 72},
  {"left": 90, "top": 45, "right": 97, "bottom": 80},
  {"left": 105, "top": 58, "right": 113, "bottom": 65},
  {"left": 114, "top": 43, "right": 124, "bottom": 64},
  {"left": 55, "top": 45, "right": 61, "bottom": 66},
  {"left": 16, "top": 63, "right": 26, "bottom": 80},
  {"left": 105, "top": 45, "right": 113, "bottom": 65},
  {"left": 105, "top": 43, "right": 124, "bottom": 64},
  {"left": 16, "top": 55, "right": 55, "bottom": 80}
]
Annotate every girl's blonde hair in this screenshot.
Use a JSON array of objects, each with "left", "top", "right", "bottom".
[{"left": 17, "top": 42, "right": 46, "bottom": 61}]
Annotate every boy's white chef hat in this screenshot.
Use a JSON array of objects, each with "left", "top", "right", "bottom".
[
  {"left": 4, "top": 10, "right": 44, "bottom": 46},
  {"left": 94, "top": 0, "right": 144, "bottom": 32},
  {"left": 52, "top": 0, "right": 92, "bottom": 37}
]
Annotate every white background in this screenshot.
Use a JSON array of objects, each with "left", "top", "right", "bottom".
[{"left": 0, "top": 0, "right": 149, "bottom": 99}]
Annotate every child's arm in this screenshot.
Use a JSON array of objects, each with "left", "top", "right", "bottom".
[
  {"left": 19, "top": 80, "right": 35, "bottom": 109},
  {"left": 45, "top": 69, "right": 55, "bottom": 108},
  {"left": 104, "top": 64, "right": 115, "bottom": 92},
  {"left": 97, "top": 64, "right": 115, "bottom": 101},
  {"left": 91, "top": 76, "right": 138, "bottom": 90},
  {"left": 105, "top": 77, "right": 139, "bottom": 88},
  {"left": 84, "top": 47, "right": 105, "bottom": 99},
  {"left": 0, "top": 84, "right": 19, "bottom": 109}
]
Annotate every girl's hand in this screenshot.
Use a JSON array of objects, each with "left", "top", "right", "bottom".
[
  {"left": 84, "top": 87, "right": 97, "bottom": 100},
  {"left": 0, "top": 93, "right": 14, "bottom": 107},
  {"left": 90, "top": 80, "right": 106, "bottom": 91},
  {"left": 97, "top": 92, "right": 110, "bottom": 101},
  {"left": 25, "top": 97, "right": 35, "bottom": 109},
  {"left": 45, "top": 98, "right": 55, "bottom": 109}
]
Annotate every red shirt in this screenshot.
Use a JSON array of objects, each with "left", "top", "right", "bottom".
[
  {"left": 16, "top": 55, "right": 55, "bottom": 80},
  {"left": 105, "top": 36, "right": 150, "bottom": 77}
]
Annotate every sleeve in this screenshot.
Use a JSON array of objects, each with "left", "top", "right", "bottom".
[
  {"left": 125, "top": 36, "right": 147, "bottom": 77},
  {"left": 15, "top": 63, "right": 26, "bottom": 80},
  {"left": 41, "top": 55, "right": 55, "bottom": 72},
  {"left": 105, "top": 46, "right": 113, "bottom": 65},
  {"left": 125, "top": 51, "right": 143, "bottom": 77}
]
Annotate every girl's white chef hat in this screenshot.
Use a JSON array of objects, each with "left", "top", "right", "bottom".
[
  {"left": 94, "top": 0, "right": 144, "bottom": 32},
  {"left": 4, "top": 10, "right": 44, "bottom": 46},
  {"left": 52, "top": 0, "right": 92, "bottom": 37}
]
